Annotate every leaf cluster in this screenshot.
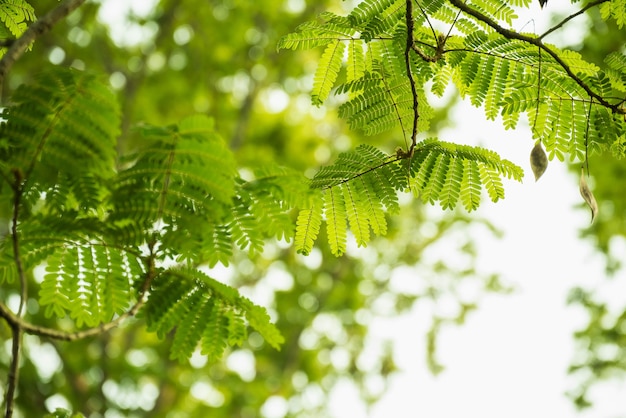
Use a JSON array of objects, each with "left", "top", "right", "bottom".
[
  {"left": 0, "top": 0, "right": 35, "bottom": 51},
  {"left": 0, "top": 68, "right": 305, "bottom": 360},
  {"left": 2, "top": 0, "right": 625, "bottom": 381},
  {"left": 279, "top": 0, "right": 626, "bottom": 253},
  {"left": 295, "top": 142, "right": 522, "bottom": 256}
]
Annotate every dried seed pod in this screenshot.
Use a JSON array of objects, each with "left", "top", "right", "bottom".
[
  {"left": 579, "top": 167, "right": 598, "bottom": 223},
  {"left": 530, "top": 141, "right": 548, "bottom": 181},
  {"left": 539, "top": 0, "right": 548, "bottom": 8}
]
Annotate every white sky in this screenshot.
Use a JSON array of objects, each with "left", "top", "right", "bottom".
[
  {"left": 358, "top": 104, "right": 617, "bottom": 418},
  {"left": 330, "top": 3, "right": 625, "bottom": 417},
  {"left": 246, "top": 1, "right": 624, "bottom": 416}
]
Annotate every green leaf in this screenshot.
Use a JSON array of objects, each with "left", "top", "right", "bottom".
[
  {"left": 295, "top": 197, "right": 323, "bottom": 255},
  {"left": 411, "top": 138, "right": 523, "bottom": 210},
  {"left": 600, "top": 1, "right": 626, "bottom": 28},
  {"left": 39, "top": 243, "right": 141, "bottom": 327},
  {"left": 342, "top": 182, "right": 370, "bottom": 247},
  {"left": 142, "top": 269, "right": 284, "bottom": 362},
  {"left": 0, "top": 68, "right": 120, "bottom": 189},
  {"left": 0, "top": 0, "right": 35, "bottom": 38},
  {"left": 324, "top": 187, "right": 348, "bottom": 256},
  {"left": 312, "top": 40, "right": 345, "bottom": 106}
]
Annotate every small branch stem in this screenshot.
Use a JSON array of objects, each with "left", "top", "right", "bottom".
[
  {"left": 447, "top": 0, "right": 623, "bottom": 114},
  {"left": 10, "top": 170, "right": 26, "bottom": 318},
  {"left": 4, "top": 169, "right": 26, "bottom": 418},
  {"left": 5, "top": 325, "right": 22, "bottom": 418},
  {"left": 540, "top": 0, "right": 609, "bottom": 40},
  {"left": 532, "top": 47, "right": 542, "bottom": 135},
  {"left": 0, "top": 262, "right": 157, "bottom": 342},
  {"left": 321, "top": 156, "right": 404, "bottom": 190},
  {"left": 405, "top": 0, "right": 419, "bottom": 155},
  {"left": 0, "top": 0, "right": 87, "bottom": 98}
]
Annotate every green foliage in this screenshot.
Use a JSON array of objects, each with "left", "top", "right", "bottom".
[
  {"left": 142, "top": 268, "right": 283, "bottom": 362},
  {"left": 312, "top": 40, "right": 345, "bottom": 105},
  {"left": 411, "top": 138, "right": 522, "bottom": 207},
  {"left": 566, "top": 286, "right": 626, "bottom": 408},
  {"left": 279, "top": 0, "right": 626, "bottom": 256},
  {"left": 0, "top": 0, "right": 35, "bottom": 52},
  {"left": 280, "top": 1, "right": 626, "bottom": 163},
  {"left": 0, "top": 67, "right": 297, "bottom": 364},
  {"left": 295, "top": 142, "right": 521, "bottom": 256},
  {"left": 281, "top": 11, "right": 434, "bottom": 137},
  {"left": 0, "top": 67, "right": 120, "bottom": 186},
  {"left": 39, "top": 239, "right": 141, "bottom": 327},
  {"left": 2, "top": 0, "right": 626, "bottom": 415},
  {"left": 110, "top": 114, "right": 238, "bottom": 262},
  {"left": 600, "top": 0, "right": 626, "bottom": 28}
]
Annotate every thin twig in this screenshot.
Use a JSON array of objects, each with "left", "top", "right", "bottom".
[
  {"left": 405, "top": 0, "right": 420, "bottom": 154},
  {"left": 379, "top": 41, "right": 410, "bottom": 148},
  {"left": 0, "top": 0, "right": 87, "bottom": 97},
  {"left": 444, "top": 8, "right": 463, "bottom": 44},
  {"left": 447, "top": 0, "right": 623, "bottom": 114},
  {"left": 5, "top": 323, "right": 21, "bottom": 418},
  {"left": 540, "top": 0, "right": 610, "bottom": 40},
  {"left": 584, "top": 97, "right": 593, "bottom": 174},
  {"left": 0, "top": 300, "right": 142, "bottom": 341},
  {"left": 10, "top": 170, "right": 26, "bottom": 318},
  {"left": 0, "top": 39, "right": 15, "bottom": 48},
  {"left": 4, "top": 169, "right": 26, "bottom": 418},
  {"left": 415, "top": 0, "right": 438, "bottom": 49},
  {"left": 321, "top": 156, "right": 404, "bottom": 190},
  {"left": 0, "top": 258, "right": 157, "bottom": 342},
  {"left": 532, "top": 46, "right": 542, "bottom": 135}
]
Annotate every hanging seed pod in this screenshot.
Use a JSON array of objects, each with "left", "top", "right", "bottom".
[
  {"left": 530, "top": 141, "right": 548, "bottom": 181},
  {"left": 579, "top": 167, "right": 598, "bottom": 223}
]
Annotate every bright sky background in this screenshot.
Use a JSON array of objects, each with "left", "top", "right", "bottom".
[
  {"left": 330, "top": 4, "right": 626, "bottom": 417},
  {"left": 359, "top": 104, "right": 617, "bottom": 418}
]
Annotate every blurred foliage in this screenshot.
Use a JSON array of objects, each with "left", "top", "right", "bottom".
[
  {"left": 560, "top": 7, "right": 626, "bottom": 410},
  {"left": 0, "top": 0, "right": 511, "bottom": 417}
]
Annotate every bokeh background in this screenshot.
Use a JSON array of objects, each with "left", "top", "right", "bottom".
[{"left": 1, "top": 1, "right": 625, "bottom": 417}]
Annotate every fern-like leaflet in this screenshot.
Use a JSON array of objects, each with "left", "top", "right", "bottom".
[
  {"left": 0, "top": 67, "right": 300, "bottom": 362},
  {"left": 0, "top": 68, "right": 120, "bottom": 190},
  {"left": 281, "top": 0, "right": 626, "bottom": 258},
  {"left": 40, "top": 242, "right": 142, "bottom": 327},
  {"left": 142, "top": 268, "right": 283, "bottom": 361},
  {"left": 282, "top": 0, "right": 626, "bottom": 168},
  {"left": 0, "top": 0, "right": 35, "bottom": 58},
  {"left": 295, "top": 142, "right": 522, "bottom": 256}
]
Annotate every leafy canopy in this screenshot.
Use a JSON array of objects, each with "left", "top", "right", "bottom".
[
  {"left": 0, "top": 68, "right": 291, "bottom": 362},
  {"left": 280, "top": 0, "right": 625, "bottom": 254},
  {"left": 0, "top": 0, "right": 625, "bottom": 415}
]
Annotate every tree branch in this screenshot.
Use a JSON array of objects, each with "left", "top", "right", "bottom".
[
  {"left": 447, "top": 0, "right": 624, "bottom": 114},
  {"left": 405, "top": 0, "right": 419, "bottom": 154},
  {"left": 0, "top": 0, "right": 87, "bottom": 96},
  {"left": 4, "top": 169, "right": 26, "bottom": 418},
  {"left": 0, "top": 262, "right": 157, "bottom": 342},
  {"left": 0, "top": 301, "right": 141, "bottom": 341},
  {"left": 540, "top": 0, "right": 610, "bottom": 40},
  {"left": 9, "top": 170, "right": 26, "bottom": 319},
  {"left": 0, "top": 39, "right": 15, "bottom": 48},
  {"left": 321, "top": 156, "right": 404, "bottom": 190},
  {"left": 5, "top": 323, "right": 22, "bottom": 418}
]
